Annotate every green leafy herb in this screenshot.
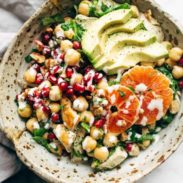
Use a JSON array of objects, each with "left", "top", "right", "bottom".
[
  {"left": 33, "top": 137, "right": 50, "bottom": 151},
  {"left": 33, "top": 128, "right": 47, "bottom": 137},
  {"left": 156, "top": 112, "right": 175, "bottom": 128},
  {"left": 127, "top": 86, "right": 135, "bottom": 93},
  {"left": 40, "top": 14, "right": 63, "bottom": 26},
  {"left": 24, "top": 55, "right": 32, "bottom": 63},
  {"left": 108, "top": 80, "right": 120, "bottom": 86},
  {"left": 157, "top": 64, "right": 179, "bottom": 98},
  {"left": 81, "top": 122, "right": 90, "bottom": 133},
  {"left": 119, "top": 91, "right": 126, "bottom": 97},
  {"left": 61, "top": 20, "right": 85, "bottom": 41}
]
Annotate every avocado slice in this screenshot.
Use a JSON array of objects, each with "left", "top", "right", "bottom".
[
  {"left": 81, "top": 9, "right": 133, "bottom": 61},
  {"left": 104, "top": 42, "right": 168, "bottom": 74},
  {"left": 97, "top": 147, "right": 128, "bottom": 170},
  {"left": 94, "top": 30, "right": 157, "bottom": 69},
  {"left": 100, "top": 19, "right": 144, "bottom": 50}
]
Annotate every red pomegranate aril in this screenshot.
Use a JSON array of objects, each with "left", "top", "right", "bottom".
[
  {"left": 41, "top": 32, "right": 52, "bottom": 44},
  {"left": 43, "top": 46, "right": 51, "bottom": 57},
  {"left": 33, "top": 64, "right": 40, "bottom": 72},
  {"left": 94, "top": 72, "right": 103, "bottom": 83},
  {"left": 95, "top": 118, "right": 105, "bottom": 128},
  {"left": 126, "top": 143, "right": 133, "bottom": 152},
  {"left": 73, "top": 41, "right": 81, "bottom": 49},
  {"left": 51, "top": 65, "right": 60, "bottom": 74},
  {"left": 33, "top": 101, "right": 43, "bottom": 109},
  {"left": 60, "top": 53, "right": 65, "bottom": 60},
  {"left": 179, "top": 80, "right": 183, "bottom": 89},
  {"left": 178, "top": 58, "right": 183, "bottom": 66},
  {"left": 66, "top": 86, "right": 74, "bottom": 95},
  {"left": 59, "top": 82, "right": 68, "bottom": 91},
  {"left": 73, "top": 83, "right": 85, "bottom": 93},
  {"left": 66, "top": 67, "right": 73, "bottom": 78},
  {"left": 48, "top": 75, "right": 58, "bottom": 84},
  {"left": 34, "top": 90, "right": 41, "bottom": 98},
  {"left": 27, "top": 95, "right": 35, "bottom": 105},
  {"left": 35, "top": 73, "right": 44, "bottom": 84},
  {"left": 42, "top": 87, "right": 50, "bottom": 98},
  {"left": 84, "top": 66, "right": 93, "bottom": 74},
  {"left": 42, "top": 105, "right": 51, "bottom": 115},
  {"left": 48, "top": 133, "right": 56, "bottom": 140},
  {"left": 51, "top": 113, "right": 60, "bottom": 122}
]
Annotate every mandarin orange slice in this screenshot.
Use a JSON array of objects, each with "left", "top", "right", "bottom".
[
  {"left": 121, "top": 66, "right": 173, "bottom": 125},
  {"left": 106, "top": 85, "right": 140, "bottom": 133}
]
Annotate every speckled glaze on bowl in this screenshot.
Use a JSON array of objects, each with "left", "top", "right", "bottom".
[{"left": 0, "top": 0, "right": 183, "bottom": 182}]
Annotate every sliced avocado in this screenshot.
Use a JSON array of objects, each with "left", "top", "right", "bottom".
[
  {"left": 105, "top": 42, "right": 168, "bottom": 74},
  {"left": 97, "top": 147, "right": 128, "bottom": 170},
  {"left": 94, "top": 30, "right": 157, "bottom": 69},
  {"left": 82, "top": 9, "right": 133, "bottom": 61},
  {"left": 75, "top": 14, "right": 97, "bottom": 30},
  {"left": 100, "top": 19, "right": 144, "bottom": 50}
]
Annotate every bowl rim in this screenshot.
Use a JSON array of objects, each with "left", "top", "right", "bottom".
[{"left": 1, "top": 0, "right": 183, "bottom": 182}]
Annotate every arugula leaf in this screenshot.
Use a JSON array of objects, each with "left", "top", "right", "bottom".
[
  {"left": 40, "top": 14, "right": 63, "bottom": 26},
  {"left": 61, "top": 20, "right": 85, "bottom": 41}
]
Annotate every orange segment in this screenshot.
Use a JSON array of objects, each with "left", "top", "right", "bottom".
[
  {"left": 121, "top": 66, "right": 173, "bottom": 125},
  {"left": 106, "top": 85, "right": 140, "bottom": 133}
]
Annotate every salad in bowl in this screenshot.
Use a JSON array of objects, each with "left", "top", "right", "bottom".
[{"left": 15, "top": 0, "right": 183, "bottom": 171}]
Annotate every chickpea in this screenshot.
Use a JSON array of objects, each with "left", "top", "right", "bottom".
[
  {"left": 49, "top": 103, "right": 61, "bottom": 113},
  {"left": 169, "top": 96, "right": 180, "bottom": 114},
  {"left": 70, "top": 73, "right": 83, "bottom": 85},
  {"left": 26, "top": 117, "right": 39, "bottom": 133},
  {"left": 54, "top": 25, "right": 64, "bottom": 38},
  {"left": 82, "top": 136, "right": 97, "bottom": 153},
  {"left": 78, "top": 1, "right": 91, "bottom": 16},
  {"left": 64, "top": 29, "right": 75, "bottom": 39},
  {"left": 169, "top": 47, "right": 183, "bottom": 61},
  {"left": 43, "top": 132, "right": 49, "bottom": 139},
  {"left": 90, "top": 126, "right": 104, "bottom": 140},
  {"left": 80, "top": 111, "right": 94, "bottom": 125},
  {"left": 18, "top": 104, "right": 32, "bottom": 118},
  {"left": 73, "top": 96, "right": 88, "bottom": 112},
  {"left": 36, "top": 107, "right": 48, "bottom": 122},
  {"left": 165, "top": 58, "right": 176, "bottom": 68},
  {"left": 138, "top": 140, "right": 151, "bottom": 150},
  {"left": 162, "top": 41, "right": 172, "bottom": 50},
  {"left": 97, "top": 78, "right": 108, "bottom": 90},
  {"left": 38, "top": 80, "right": 52, "bottom": 90},
  {"left": 157, "top": 58, "right": 165, "bottom": 66},
  {"left": 60, "top": 40, "right": 73, "bottom": 52},
  {"left": 131, "top": 5, "right": 139, "bottom": 18},
  {"left": 172, "top": 66, "right": 183, "bottom": 79},
  {"left": 65, "top": 49, "right": 81, "bottom": 66},
  {"left": 128, "top": 144, "right": 140, "bottom": 157},
  {"left": 23, "top": 67, "right": 37, "bottom": 84},
  {"left": 103, "top": 133, "right": 118, "bottom": 148},
  {"left": 94, "top": 146, "right": 109, "bottom": 162},
  {"left": 49, "top": 86, "right": 62, "bottom": 101},
  {"left": 45, "top": 58, "right": 58, "bottom": 68},
  {"left": 140, "top": 62, "right": 155, "bottom": 67}
]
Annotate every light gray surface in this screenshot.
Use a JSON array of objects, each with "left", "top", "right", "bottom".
[{"left": 0, "top": 0, "right": 183, "bottom": 182}]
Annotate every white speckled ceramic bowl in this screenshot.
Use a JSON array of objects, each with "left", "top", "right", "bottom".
[{"left": 0, "top": 0, "right": 183, "bottom": 182}]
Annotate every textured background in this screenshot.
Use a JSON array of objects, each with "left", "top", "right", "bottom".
[{"left": 0, "top": 0, "right": 183, "bottom": 182}]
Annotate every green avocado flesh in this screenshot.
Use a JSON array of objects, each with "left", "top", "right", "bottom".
[
  {"left": 94, "top": 30, "right": 157, "bottom": 69},
  {"left": 81, "top": 9, "right": 133, "bottom": 60}
]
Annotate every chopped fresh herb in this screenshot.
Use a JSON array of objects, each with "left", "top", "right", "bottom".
[
  {"left": 33, "top": 128, "right": 47, "bottom": 137},
  {"left": 81, "top": 122, "right": 90, "bottom": 133},
  {"left": 60, "top": 104, "right": 65, "bottom": 110},
  {"left": 40, "top": 14, "right": 63, "bottom": 26},
  {"left": 24, "top": 55, "right": 32, "bottom": 63},
  {"left": 119, "top": 91, "right": 126, "bottom": 97},
  {"left": 127, "top": 86, "right": 135, "bottom": 93},
  {"left": 61, "top": 20, "right": 85, "bottom": 41},
  {"left": 33, "top": 137, "right": 50, "bottom": 151},
  {"left": 108, "top": 80, "right": 120, "bottom": 86},
  {"left": 156, "top": 112, "right": 175, "bottom": 128}
]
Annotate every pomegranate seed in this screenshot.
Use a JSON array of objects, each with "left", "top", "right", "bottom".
[
  {"left": 66, "top": 86, "right": 74, "bottom": 95},
  {"left": 33, "top": 101, "right": 43, "bottom": 109},
  {"left": 66, "top": 67, "right": 73, "bottom": 78},
  {"left": 94, "top": 72, "right": 103, "bottom": 83},
  {"left": 42, "top": 87, "right": 50, "bottom": 98},
  {"left": 59, "top": 82, "right": 68, "bottom": 91},
  {"left": 33, "top": 64, "right": 40, "bottom": 72},
  {"left": 35, "top": 73, "right": 44, "bottom": 84},
  {"left": 51, "top": 113, "right": 60, "bottom": 123},
  {"left": 43, "top": 46, "right": 51, "bottom": 57},
  {"left": 179, "top": 80, "right": 183, "bottom": 89},
  {"left": 51, "top": 65, "right": 60, "bottom": 74},
  {"left": 73, "top": 41, "right": 81, "bottom": 49},
  {"left": 48, "top": 75, "right": 58, "bottom": 84},
  {"left": 27, "top": 95, "right": 35, "bottom": 105},
  {"left": 16, "top": 94, "right": 19, "bottom": 101},
  {"left": 95, "top": 118, "right": 106, "bottom": 128},
  {"left": 178, "top": 58, "right": 183, "bottom": 66},
  {"left": 48, "top": 133, "right": 56, "bottom": 140},
  {"left": 42, "top": 105, "right": 51, "bottom": 115},
  {"left": 126, "top": 143, "right": 133, "bottom": 152},
  {"left": 34, "top": 90, "right": 41, "bottom": 98},
  {"left": 73, "top": 83, "right": 85, "bottom": 93},
  {"left": 41, "top": 32, "right": 52, "bottom": 44},
  {"left": 60, "top": 53, "right": 65, "bottom": 60},
  {"left": 84, "top": 66, "right": 93, "bottom": 74}
]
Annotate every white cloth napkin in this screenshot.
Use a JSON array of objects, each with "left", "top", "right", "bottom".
[{"left": 0, "top": 0, "right": 43, "bottom": 182}]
